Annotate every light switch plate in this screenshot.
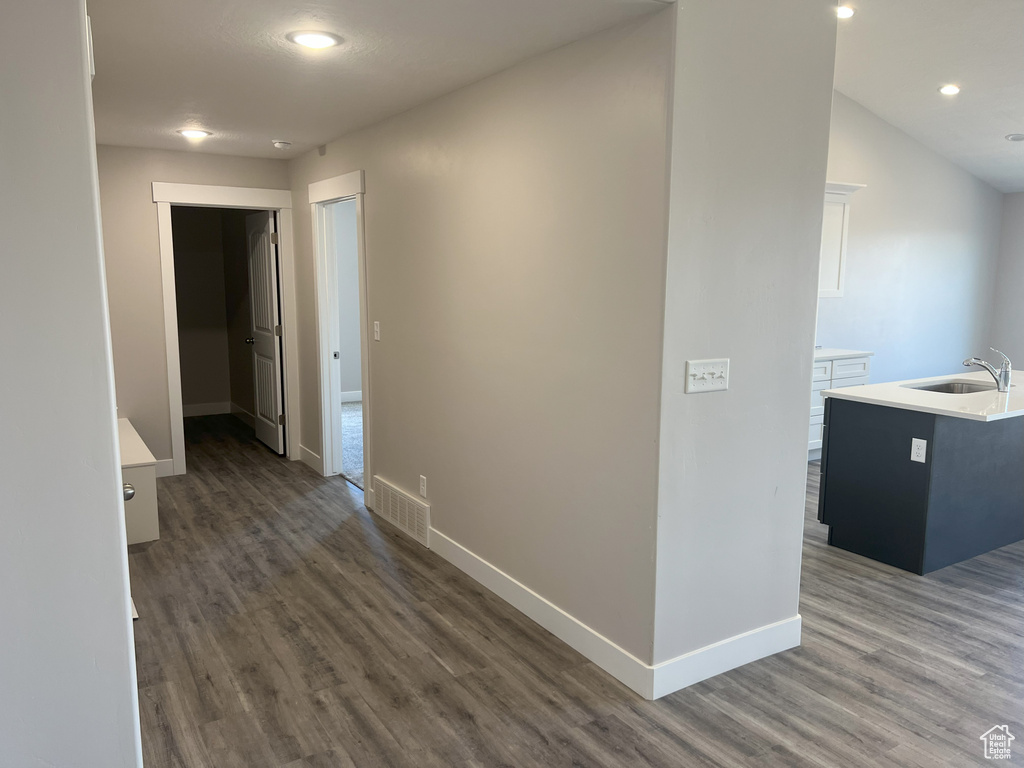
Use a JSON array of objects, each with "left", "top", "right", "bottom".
[
  {"left": 911, "top": 438, "right": 927, "bottom": 463},
  {"left": 685, "top": 358, "right": 729, "bottom": 393}
]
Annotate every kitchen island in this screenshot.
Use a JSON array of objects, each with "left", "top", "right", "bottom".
[{"left": 817, "top": 371, "right": 1024, "bottom": 574}]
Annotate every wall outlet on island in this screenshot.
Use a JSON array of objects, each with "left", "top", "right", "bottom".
[
  {"left": 911, "top": 438, "right": 927, "bottom": 463},
  {"left": 419, "top": 475, "right": 427, "bottom": 497}
]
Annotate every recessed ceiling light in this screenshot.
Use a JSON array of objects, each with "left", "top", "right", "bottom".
[
  {"left": 938, "top": 84, "right": 961, "bottom": 96},
  {"left": 178, "top": 129, "right": 212, "bottom": 139},
  {"left": 836, "top": 6, "right": 855, "bottom": 19},
  {"left": 1006, "top": 134, "right": 1024, "bottom": 142},
  {"left": 286, "top": 31, "right": 342, "bottom": 49},
  {"left": 272, "top": 140, "right": 292, "bottom": 150}
]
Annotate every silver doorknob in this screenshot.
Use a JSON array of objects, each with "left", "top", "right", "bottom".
[
  {"left": 245, "top": 337, "right": 255, "bottom": 345},
  {"left": 123, "top": 483, "right": 135, "bottom": 501}
]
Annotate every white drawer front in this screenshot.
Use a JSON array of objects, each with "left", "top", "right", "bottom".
[
  {"left": 812, "top": 360, "right": 833, "bottom": 382},
  {"left": 832, "top": 356, "right": 871, "bottom": 380},
  {"left": 831, "top": 374, "right": 869, "bottom": 389}
]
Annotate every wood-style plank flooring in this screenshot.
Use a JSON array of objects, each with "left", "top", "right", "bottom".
[{"left": 129, "top": 416, "right": 1023, "bottom": 767}]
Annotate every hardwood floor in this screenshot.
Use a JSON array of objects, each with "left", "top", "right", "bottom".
[{"left": 130, "top": 416, "right": 1023, "bottom": 767}]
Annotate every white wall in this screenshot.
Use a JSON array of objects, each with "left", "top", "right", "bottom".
[
  {"left": 289, "top": 10, "right": 674, "bottom": 661},
  {"left": 0, "top": 1, "right": 141, "bottom": 764},
  {"left": 332, "top": 199, "right": 363, "bottom": 395},
  {"left": 653, "top": 0, "right": 837, "bottom": 670},
  {"left": 817, "top": 92, "right": 1004, "bottom": 383},
  {"left": 991, "top": 193, "right": 1024, "bottom": 367},
  {"left": 97, "top": 146, "right": 288, "bottom": 460}
]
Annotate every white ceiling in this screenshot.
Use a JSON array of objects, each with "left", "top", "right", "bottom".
[
  {"left": 89, "top": 0, "right": 1024, "bottom": 193},
  {"left": 834, "top": 0, "right": 1024, "bottom": 193},
  {"left": 87, "top": 0, "right": 667, "bottom": 160}
]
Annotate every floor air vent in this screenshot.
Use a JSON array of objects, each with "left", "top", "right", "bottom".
[{"left": 371, "top": 476, "right": 430, "bottom": 547}]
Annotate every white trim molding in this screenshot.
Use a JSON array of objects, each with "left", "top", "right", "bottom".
[
  {"left": 156, "top": 202, "right": 186, "bottom": 476},
  {"left": 152, "top": 182, "right": 292, "bottom": 210},
  {"left": 650, "top": 616, "right": 801, "bottom": 698},
  {"left": 299, "top": 444, "right": 324, "bottom": 475},
  {"left": 429, "top": 528, "right": 801, "bottom": 700},
  {"left": 309, "top": 170, "right": 372, "bottom": 491},
  {"left": 181, "top": 401, "right": 231, "bottom": 417},
  {"left": 153, "top": 182, "right": 300, "bottom": 475},
  {"left": 429, "top": 529, "right": 653, "bottom": 696},
  {"left": 154, "top": 459, "right": 175, "bottom": 478},
  {"left": 339, "top": 390, "right": 362, "bottom": 403},
  {"left": 308, "top": 170, "right": 365, "bottom": 204},
  {"left": 824, "top": 181, "right": 866, "bottom": 196},
  {"left": 230, "top": 403, "right": 256, "bottom": 428}
]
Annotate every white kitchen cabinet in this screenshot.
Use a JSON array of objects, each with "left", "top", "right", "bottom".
[
  {"left": 819, "top": 182, "right": 865, "bottom": 298},
  {"left": 809, "top": 349, "right": 873, "bottom": 454}
]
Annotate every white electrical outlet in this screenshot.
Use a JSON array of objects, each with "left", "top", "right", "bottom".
[
  {"left": 911, "top": 438, "right": 927, "bottom": 463},
  {"left": 684, "top": 358, "right": 730, "bottom": 393},
  {"left": 373, "top": 321, "right": 380, "bottom": 341},
  {"left": 419, "top": 475, "right": 427, "bottom": 497}
]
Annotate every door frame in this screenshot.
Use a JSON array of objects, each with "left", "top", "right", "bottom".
[
  {"left": 308, "top": 170, "right": 373, "bottom": 504},
  {"left": 153, "top": 182, "right": 299, "bottom": 475}
]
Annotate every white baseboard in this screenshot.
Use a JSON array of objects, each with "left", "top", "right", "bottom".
[
  {"left": 154, "top": 458, "right": 176, "bottom": 477},
  {"left": 650, "top": 615, "right": 802, "bottom": 698},
  {"left": 230, "top": 403, "right": 255, "bottom": 427},
  {"left": 429, "top": 528, "right": 802, "bottom": 700},
  {"left": 339, "top": 390, "right": 362, "bottom": 403},
  {"left": 299, "top": 444, "right": 324, "bottom": 475},
  {"left": 429, "top": 529, "right": 653, "bottom": 697},
  {"left": 182, "top": 401, "right": 231, "bottom": 417},
  {"left": 365, "top": 488, "right": 375, "bottom": 511}
]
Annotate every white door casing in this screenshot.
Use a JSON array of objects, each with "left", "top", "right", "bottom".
[
  {"left": 247, "top": 211, "right": 285, "bottom": 454},
  {"left": 308, "top": 170, "right": 373, "bottom": 505},
  {"left": 152, "top": 182, "right": 298, "bottom": 475}
]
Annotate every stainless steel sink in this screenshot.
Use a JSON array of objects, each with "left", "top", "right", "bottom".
[{"left": 908, "top": 381, "right": 996, "bottom": 394}]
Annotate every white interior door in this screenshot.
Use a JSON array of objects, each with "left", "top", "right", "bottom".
[{"left": 246, "top": 211, "right": 285, "bottom": 454}]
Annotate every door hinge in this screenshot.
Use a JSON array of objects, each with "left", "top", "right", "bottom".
[
  {"left": 274, "top": 324, "right": 282, "bottom": 337},
  {"left": 270, "top": 232, "right": 279, "bottom": 245},
  {"left": 278, "top": 414, "right": 286, "bottom": 426}
]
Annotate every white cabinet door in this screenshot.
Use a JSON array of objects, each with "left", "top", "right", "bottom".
[
  {"left": 811, "top": 359, "right": 833, "bottom": 382},
  {"left": 819, "top": 197, "right": 849, "bottom": 298},
  {"left": 833, "top": 357, "right": 871, "bottom": 380},
  {"left": 808, "top": 349, "right": 871, "bottom": 453},
  {"left": 819, "top": 183, "right": 863, "bottom": 299}
]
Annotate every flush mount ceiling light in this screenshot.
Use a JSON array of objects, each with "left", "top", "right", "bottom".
[
  {"left": 286, "top": 31, "right": 342, "bottom": 49},
  {"left": 178, "top": 128, "right": 212, "bottom": 139},
  {"left": 1007, "top": 134, "right": 1024, "bottom": 142},
  {"left": 272, "top": 140, "right": 292, "bottom": 150},
  {"left": 938, "top": 84, "right": 961, "bottom": 96},
  {"left": 836, "top": 5, "right": 855, "bottom": 19}
]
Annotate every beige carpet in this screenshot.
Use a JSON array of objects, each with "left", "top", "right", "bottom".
[{"left": 340, "top": 400, "right": 363, "bottom": 489}]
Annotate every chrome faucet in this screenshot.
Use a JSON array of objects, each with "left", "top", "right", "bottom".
[{"left": 963, "top": 348, "right": 1012, "bottom": 392}]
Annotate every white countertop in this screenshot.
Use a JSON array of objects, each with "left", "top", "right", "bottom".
[
  {"left": 814, "top": 347, "right": 874, "bottom": 361},
  {"left": 118, "top": 418, "right": 157, "bottom": 468},
  {"left": 824, "top": 371, "right": 1024, "bottom": 422}
]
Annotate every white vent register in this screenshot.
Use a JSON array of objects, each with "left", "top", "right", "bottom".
[{"left": 371, "top": 476, "right": 431, "bottom": 547}]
